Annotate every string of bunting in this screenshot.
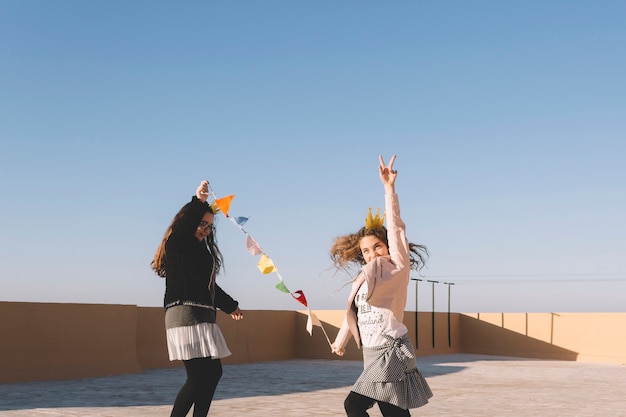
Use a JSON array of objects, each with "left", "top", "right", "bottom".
[{"left": 208, "top": 184, "right": 332, "bottom": 347}]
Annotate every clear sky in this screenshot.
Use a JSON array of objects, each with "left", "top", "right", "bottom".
[{"left": 1, "top": 1, "right": 625, "bottom": 314}]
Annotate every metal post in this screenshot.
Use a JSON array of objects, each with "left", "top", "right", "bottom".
[
  {"left": 444, "top": 282, "right": 455, "bottom": 347},
  {"left": 410, "top": 278, "right": 422, "bottom": 349},
  {"left": 427, "top": 280, "right": 438, "bottom": 348}
]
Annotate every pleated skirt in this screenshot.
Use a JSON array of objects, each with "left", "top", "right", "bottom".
[
  {"left": 352, "top": 333, "right": 433, "bottom": 410},
  {"left": 165, "top": 304, "right": 231, "bottom": 361}
]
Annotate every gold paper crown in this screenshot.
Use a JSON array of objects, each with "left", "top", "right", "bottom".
[
  {"left": 365, "top": 207, "right": 385, "bottom": 229},
  {"left": 209, "top": 201, "right": 221, "bottom": 214}
]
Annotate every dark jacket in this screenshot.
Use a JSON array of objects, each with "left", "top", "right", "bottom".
[{"left": 163, "top": 196, "right": 239, "bottom": 314}]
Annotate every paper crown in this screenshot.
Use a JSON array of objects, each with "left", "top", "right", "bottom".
[
  {"left": 365, "top": 207, "right": 385, "bottom": 229},
  {"left": 209, "top": 201, "right": 220, "bottom": 214}
]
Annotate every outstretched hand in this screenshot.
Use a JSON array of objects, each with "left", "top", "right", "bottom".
[{"left": 379, "top": 155, "right": 397, "bottom": 192}]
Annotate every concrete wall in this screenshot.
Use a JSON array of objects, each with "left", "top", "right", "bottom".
[
  {"left": 218, "top": 309, "right": 298, "bottom": 364},
  {"left": 293, "top": 310, "right": 463, "bottom": 361},
  {"left": 0, "top": 302, "right": 142, "bottom": 383},
  {"left": 460, "top": 312, "right": 626, "bottom": 364},
  {"left": 1, "top": 302, "right": 625, "bottom": 383},
  {"left": 134, "top": 307, "right": 299, "bottom": 370}
]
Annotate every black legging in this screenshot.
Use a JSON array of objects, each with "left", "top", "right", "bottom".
[
  {"left": 345, "top": 391, "right": 410, "bottom": 417},
  {"left": 170, "top": 357, "right": 223, "bottom": 417}
]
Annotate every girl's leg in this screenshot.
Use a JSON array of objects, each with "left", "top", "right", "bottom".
[
  {"left": 377, "top": 401, "right": 411, "bottom": 417},
  {"left": 170, "top": 360, "right": 195, "bottom": 417},
  {"left": 344, "top": 391, "right": 376, "bottom": 417},
  {"left": 170, "top": 357, "right": 223, "bottom": 417},
  {"left": 191, "top": 358, "right": 222, "bottom": 417}
]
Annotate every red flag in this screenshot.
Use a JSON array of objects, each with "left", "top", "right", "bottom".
[{"left": 292, "top": 290, "right": 308, "bottom": 307}]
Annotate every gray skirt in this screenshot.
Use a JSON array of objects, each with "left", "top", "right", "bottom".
[
  {"left": 352, "top": 333, "right": 433, "bottom": 410},
  {"left": 165, "top": 305, "right": 231, "bottom": 361}
]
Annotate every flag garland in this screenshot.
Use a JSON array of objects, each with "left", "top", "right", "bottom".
[{"left": 208, "top": 184, "right": 331, "bottom": 347}]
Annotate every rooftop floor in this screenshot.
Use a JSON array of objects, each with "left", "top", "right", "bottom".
[{"left": 1, "top": 354, "right": 625, "bottom": 417}]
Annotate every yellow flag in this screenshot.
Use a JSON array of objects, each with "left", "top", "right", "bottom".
[{"left": 257, "top": 254, "right": 276, "bottom": 274}]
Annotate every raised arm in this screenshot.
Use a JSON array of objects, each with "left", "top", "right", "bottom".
[
  {"left": 196, "top": 180, "right": 209, "bottom": 202},
  {"left": 379, "top": 154, "right": 397, "bottom": 195}
]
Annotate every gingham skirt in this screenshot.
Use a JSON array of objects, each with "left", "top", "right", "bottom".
[
  {"left": 165, "top": 305, "right": 231, "bottom": 361},
  {"left": 352, "top": 334, "right": 433, "bottom": 410}
]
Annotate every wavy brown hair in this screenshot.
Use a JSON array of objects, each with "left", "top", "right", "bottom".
[
  {"left": 151, "top": 202, "right": 223, "bottom": 278},
  {"left": 330, "top": 226, "right": 428, "bottom": 272}
]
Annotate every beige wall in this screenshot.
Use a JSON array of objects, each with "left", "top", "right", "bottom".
[
  {"left": 0, "top": 302, "right": 142, "bottom": 383},
  {"left": 219, "top": 310, "right": 298, "bottom": 364},
  {"left": 293, "top": 310, "right": 463, "bottom": 361},
  {"left": 135, "top": 308, "right": 299, "bottom": 370},
  {"left": 1, "top": 302, "right": 625, "bottom": 383},
  {"left": 460, "top": 312, "right": 626, "bottom": 364}
]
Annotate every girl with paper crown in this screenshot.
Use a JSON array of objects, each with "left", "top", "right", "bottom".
[
  {"left": 330, "top": 155, "right": 433, "bottom": 417},
  {"left": 152, "top": 180, "right": 244, "bottom": 417}
]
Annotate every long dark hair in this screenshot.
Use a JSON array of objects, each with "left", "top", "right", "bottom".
[{"left": 151, "top": 201, "right": 224, "bottom": 278}]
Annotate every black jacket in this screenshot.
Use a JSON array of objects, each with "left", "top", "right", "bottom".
[{"left": 163, "top": 196, "right": 238, "bottom": 314}]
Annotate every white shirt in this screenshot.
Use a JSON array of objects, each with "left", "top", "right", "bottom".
[{"left": 355, "top": 281, "right": 407, "bottom": 347}]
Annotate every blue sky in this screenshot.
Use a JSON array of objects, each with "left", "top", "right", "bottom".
[{"left": 1, "top": 1, "right": 625, "bottom": 313}]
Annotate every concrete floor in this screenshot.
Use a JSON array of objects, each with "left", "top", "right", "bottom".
[{"left": 1, "top": 354, "right": 625, "bottom": 417}]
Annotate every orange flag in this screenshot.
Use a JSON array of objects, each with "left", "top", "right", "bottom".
[{"left": 214, "top": 195, "right": 235, "bottom": 217}]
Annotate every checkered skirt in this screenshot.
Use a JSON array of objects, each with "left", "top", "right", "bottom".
[{"left": 352, "top": 334, "right": 433, "bottom": 410}]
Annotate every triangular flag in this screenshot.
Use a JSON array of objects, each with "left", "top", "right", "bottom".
[
  {"left": 306, "top": 309, "right": 323, "bottom": 336},
  {"left": 275, "top": 280, "right": 290, "bottom": 293},
  {"left": 292, "top": 290, "right": 308, "bottom": 307},
  {"left": 246, "top": 235, "right": 263, "bottom": 256},
  {"left": 233, "top": 216, "right": 249, "bottom": 226},
  {"left": 257, "top": 254, "right": 276, "bottom": 274},
  {"left": 214, "top": 195, "right": 235, "bottom": 217}
]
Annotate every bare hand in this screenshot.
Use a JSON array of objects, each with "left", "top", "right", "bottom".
[
  {"left": 378, "top": 155, "right": 397, "bottom": 192},
  {"left": 331, "top": 344, "right": 345, "bottom": 356},
  {"left": 230, "top": 307, "right": 244, "bottom": 321},
  {"left": 196, "top": 180, "right": 209, "bottom": 202}
]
